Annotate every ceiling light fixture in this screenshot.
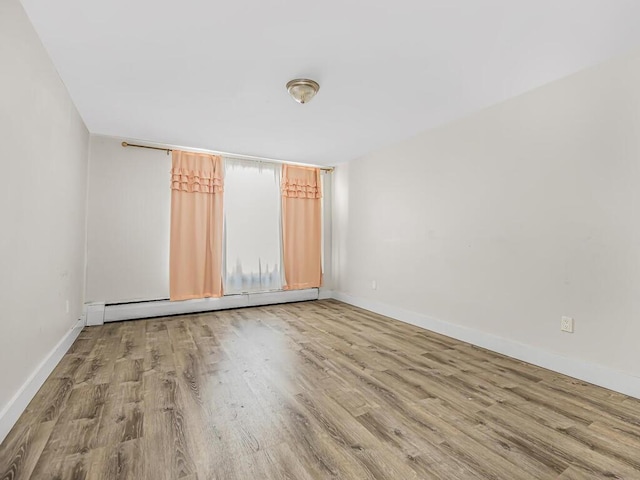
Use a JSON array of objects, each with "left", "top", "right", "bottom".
[{"left": 286, "top": 78, "right": 320, "bottom": 104}]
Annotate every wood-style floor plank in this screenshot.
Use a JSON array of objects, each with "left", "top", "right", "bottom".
[{"left": 2, "top": 299, "right": 640, "bottom": 479}]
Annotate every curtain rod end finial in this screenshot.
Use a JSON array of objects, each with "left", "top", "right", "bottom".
[{"left": 122, "top": 141, "right": 128, "bottom": 147}]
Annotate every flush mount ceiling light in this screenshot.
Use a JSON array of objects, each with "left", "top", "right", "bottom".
[{"left": 286, "top": 78, "right": 320, "bottom": 104}]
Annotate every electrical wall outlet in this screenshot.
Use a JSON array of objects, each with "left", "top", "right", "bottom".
[
  {"left": 65, "top": 300, "right": 70, "bottom": 314},
  {"left": 371, "top": 280, "right": 377, "bottom": 290},
  {"left": 561, "top": 316, "right": 574, "bottom": 333}
]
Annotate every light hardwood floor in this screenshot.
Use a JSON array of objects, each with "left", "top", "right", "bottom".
[{"left": 2, "top": 300, "right": 640, "bottom": 479}]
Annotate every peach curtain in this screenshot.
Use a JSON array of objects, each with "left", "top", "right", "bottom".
[
  {"left": 170, "top": 150, "right": 224, "bottom": 301},
  {"left": 281, "top": 164, "right": 323, "bottom": 290}
]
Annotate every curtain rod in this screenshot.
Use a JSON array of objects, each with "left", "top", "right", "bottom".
[{"left": 121, "top": 141, "right": 334, "bottom": 172}]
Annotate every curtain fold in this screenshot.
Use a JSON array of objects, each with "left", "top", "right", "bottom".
[
  {"left": 170, "top": 150, "right": 224, "bottom": 301},
  {"left": 281, "top": 164, "right": 323, "bottom": 290}
]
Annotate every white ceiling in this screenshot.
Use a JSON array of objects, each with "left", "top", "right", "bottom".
[{"left": 20, "top": 0, "right": 640, "bottom": 165}]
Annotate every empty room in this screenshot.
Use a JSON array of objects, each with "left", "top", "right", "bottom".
[{"left": 2, "top": 0, "right": 640, "bottom": 478}]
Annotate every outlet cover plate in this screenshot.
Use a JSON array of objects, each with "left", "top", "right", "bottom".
[{"left": 561, "top": 316, "right": 574, "bottom": 333}]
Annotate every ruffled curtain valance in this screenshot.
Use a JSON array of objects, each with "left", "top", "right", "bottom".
[
  {"left": 171, "top": 152, "right": 224, "bottom": 194},
  {"left": 281, "top": 164, "right": 322, "bottom": 199}
]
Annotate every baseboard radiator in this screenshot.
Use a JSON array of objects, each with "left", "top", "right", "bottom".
[{"left": 86, "top": 288, "right": 319, "bottom": 325}]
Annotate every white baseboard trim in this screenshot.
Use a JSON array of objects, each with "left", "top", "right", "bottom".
[
  {"left": 332, "top": 292, "right": 640, "bottom": 400},
  {"left": 0, "top": 318, "right": 85, "bottom": 444},
  {"left": 101, "top": 288, "right": 320, "bottom": 323}
]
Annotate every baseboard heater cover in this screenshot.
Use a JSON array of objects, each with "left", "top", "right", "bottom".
[{"left": 98, "top": 288, "right": 319, "bottom": 323}]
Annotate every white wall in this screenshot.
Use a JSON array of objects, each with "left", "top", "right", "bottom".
[
  {"left": 86, "top": 135, "right": 171, "bottom": 303},
  {"left": 0, "top": 0, "right": 89, "bottom": 418},
  {"left": 333, "top": 50, "right": 640, "bottom": 384},
  {"left": 86, "top": 135, "right": 333, "bottom": 303}
]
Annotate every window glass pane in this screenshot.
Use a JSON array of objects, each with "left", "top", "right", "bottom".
[{"left": 224, "top": 159, "right": 282, "bottom": 293}]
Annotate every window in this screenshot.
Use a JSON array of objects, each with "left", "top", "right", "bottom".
[{"left": 224, "top": 159, "right": 282, "bottom": 294}]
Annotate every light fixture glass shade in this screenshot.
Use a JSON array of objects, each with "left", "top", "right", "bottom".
[{"left": 286, "top": 79, "right": 320, "bottom": 104}]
